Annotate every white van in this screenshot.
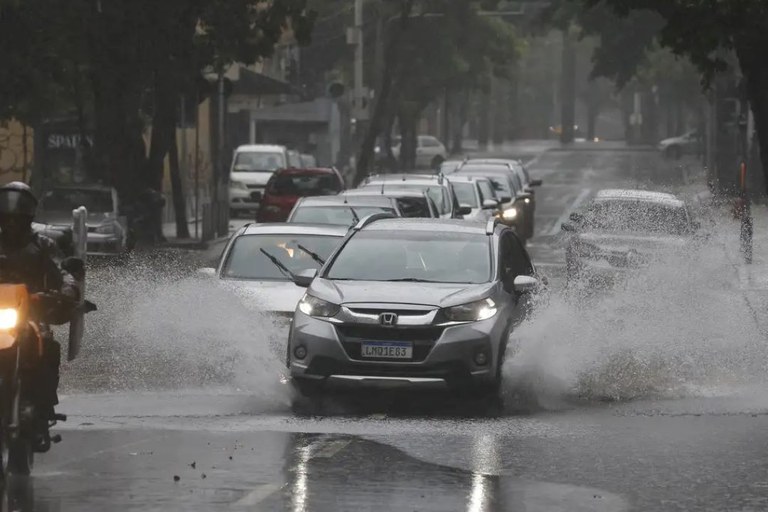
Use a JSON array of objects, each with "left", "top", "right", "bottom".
[{"left": 229, "top": 144, "right": 302, "bottom": 216}]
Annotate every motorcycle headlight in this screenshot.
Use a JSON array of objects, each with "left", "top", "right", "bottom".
[
  {"left": 501, "top": 208, "right": 518, "bottom": 220},
  {"left": 0, "top": 308, "right": 19, "bottom": 330},
  {"left": 298, "top": 294, "right": 340, "bottom": 318},
  {"left": 444, "top": 298, "right": 497, "bottom": 322}
]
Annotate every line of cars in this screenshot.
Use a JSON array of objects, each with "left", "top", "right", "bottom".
[{"left": 204, "top": 153, "right": 549, "bottom": 401}]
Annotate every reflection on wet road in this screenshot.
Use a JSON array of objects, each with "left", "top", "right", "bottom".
[{"left": 23, "top": 148, "right": 768, "bottom": 511}]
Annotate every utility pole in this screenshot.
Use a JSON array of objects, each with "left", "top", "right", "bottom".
[
  {"left": 560, "top": 26, "right": 576, "bottom": 145},
  {"left": 354, "top": 0, "right": 364, "bottom": 116}
]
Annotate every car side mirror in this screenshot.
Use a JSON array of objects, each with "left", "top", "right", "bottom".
[
  {"left": 530, "top": 179, "right": 543, "bottom": 187},
  {"left": 482, "top": 199, "right": 499, "bottom": 210},
  {"left": 499, "top": 195, "right": 512, "bottom": 204},
  {"left": 293, "top": 268, "right": 317, "bottom": 288},
  {"left": 458, "top": 204, "right": 473, "bottom": 216},
  {"left": 250, "top": 191, "right": 263, "bottom": 202},
  {"left": 197, "top": 267, "right": 216, "bottom": 278},
  {"left": 513, "top": 275, "right": 539, "bottom": 293}
]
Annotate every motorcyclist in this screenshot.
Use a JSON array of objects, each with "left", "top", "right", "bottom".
[{"left": 0, "top": 182, "right": 78, "bottom": 451}]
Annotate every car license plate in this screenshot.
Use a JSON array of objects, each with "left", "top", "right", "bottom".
[{"left": 361, "top": 341, "right": 413, "bottom": 360}]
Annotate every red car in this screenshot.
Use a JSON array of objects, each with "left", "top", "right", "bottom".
[{"left": 256, "top": 167, "right": 345, "bottom": 223}]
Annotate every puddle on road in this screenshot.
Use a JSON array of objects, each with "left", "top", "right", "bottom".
[{"left": 506, "top": 216, "right": 768, "bottom": 406}]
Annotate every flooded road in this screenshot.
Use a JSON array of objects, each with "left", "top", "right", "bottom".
[{"left": 26, "top": 147, "right": 768, "bottom": 511}]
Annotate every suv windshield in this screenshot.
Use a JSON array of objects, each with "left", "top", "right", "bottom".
[
  {"left": 222, "top": 234, "right": 341, "bottom": 280},
  {"left": 291, "top": 206, "right": 395, "bottom": 225},
  {"left": 268, "top": 173, "right": 341, "bottom": 197},
  {"left": 233, "top": 152, "right": 286, "bottom": 172},
  {"left": 41, "top": 188, "right": 113, "bottom": 213},
  {"left": 327, "top": 231, "right": 491, "bottom": 283},
  {"left": 584, "top": 200, "right": 690, "bottom": 235}
]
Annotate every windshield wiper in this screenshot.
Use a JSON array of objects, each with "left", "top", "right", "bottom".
[
  {"left": 260, "top": 248, "right": 296, "bottom": 280},
  {"left": 296, "top": 244, "right": 326, "bottom": 266},
  {"left": 348, "top": 207, "right": 360, "bottom": 224},
  {"left": 384, "top": 278, "right": 440, "bottom": 283}
]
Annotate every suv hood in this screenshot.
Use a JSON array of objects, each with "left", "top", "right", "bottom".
[
  {"left": 222, "top": 278, "right": 305, "bottom": 314},
  {"left": 231, "top": 170, "right": 274, "bottom": 187},
  {"left": 309, "top": 279, "right": 495, "bottom": 308}
]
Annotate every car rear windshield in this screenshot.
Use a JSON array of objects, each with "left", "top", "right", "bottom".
[
  {"left": 584, "top": 200, "right": 690, "bottom": 235},
  {"left": 395, "top": 197, "right": 433, "bottom": 218},
  {"left": 365, "top": 184, "right": 451, "bottom": 215},
  {"left": 326, "top": 231, "right": 491, "bottom": 284},
  {"left": 233, "top": 152, "right": 285, "bottom": 172},
  {"left": 452, "top": 182, "right": 478, "bottom": 208},
  {"left": 290, "top": 206, "right": 396, "bottom": 226},
  {"left": 41, "top": 189, "right": 113, "bottom": 213},
  {"left": 222, "top": 234, "right": 341, "bottom": 280},
  {"left": 268, "top": 173, "right": 341, "bottom": 197}
]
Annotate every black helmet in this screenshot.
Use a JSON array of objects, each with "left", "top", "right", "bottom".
[{"left": 0, "top": 182, "right": 37, "bottom": 217}]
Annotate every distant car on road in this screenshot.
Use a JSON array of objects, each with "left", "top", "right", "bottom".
[
  {"left": 256, "top": 167, "right": 345, "bottom": 223},
  {"left": 229, "top": 144, "right": 303, "bottom": 217},
  {"left": 658, "top": 130, "right": 701, "bottom": 160},
  {"left": 37, "top": 184, "right": 128, "bottom": 256},
  {"left": 300, "top": 154, "right": 318, "bottom": 168},
  {"left": 341, "top": 189, "right": 439, "bottom": 218},
  {"left": 388, "top": 135, "right": 448, "bottom": 169},
  {"left": 199, "top": 223, "right": 348, "bottom": 324},
  {"left": 287, "top": 195, "right": 402, "bottom": 226},
  {"left": 449, "top": 175, "right": 501, "bottom": 221},
  {"left": 561, "top": 189, "right": 698, "bottom": 286},
  {"left": 287, "top": 215, "right": 542, "bottom": 399},
  {"left": 357, "top": 174, "right": 469, "bottom": 219}
]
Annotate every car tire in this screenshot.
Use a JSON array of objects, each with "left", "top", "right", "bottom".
[
  {"left": 431, "top": 155, "right": 445, "bottom": 169},
  {"left": 291, "top": 378, "right": 323, "bottom": 398}
]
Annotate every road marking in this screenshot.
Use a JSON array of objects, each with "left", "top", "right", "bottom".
[
  {"left": 548, "top": 188, "right": 592, "bottom": 236},
  {"left": 311, "top": 439, "right": 351, "bottom": 459},
  {"left": 234, "top": 484, "right": 284, "bottom": 507}
]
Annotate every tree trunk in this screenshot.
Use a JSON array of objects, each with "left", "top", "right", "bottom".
[
  {"left": 451, "top": 89, "right": 470, "bottom": 154},
  {"left": 169, "top": 129, "right": 190, "bottom": 239},
  {"left": 355, "top": 0, "right": 415, "bottom": 183},
  {"left": 382, "top": 112, "right": 398, "bottom": 172},
  {"left": 478, "top": 87, "right": 490, "bottom": 151},
  {"left": 398, "top": 105, "right": 419, "bottom": 170},
  {"left": 736, "top": 39, "right": 768, "bottom": 195},
  {"left": 586, "top": 106, "right": 598, "bottom": 142},
  {"left": 560, "top": 28, "right": 576, "bottom": 144}
]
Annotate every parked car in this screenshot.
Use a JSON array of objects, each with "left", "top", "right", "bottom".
[
  {"left": 357, "top": 174, "right": 469, "bottom": 219},
  {"left": 37, "top": 184, "right": 128, "bottom": 256},
  {"left": 453, "top": 163, "right": 533, "bottom": 241},
  {"left": 561, "top": 189, "right": 698, "bottom": 286},
  {"left": 342, "top": 189, "right": 439, "bottom": 218},
  {"left": 198, "top": 223, "right": 349, "bottom": 327},
  {"left": 229, "top": 144, "right": 295, "bottom": 217},
  {"left": 256, "top": 167, "right": 345, "bottom": 223},
  {"left": 300, "top": 154, "right": 318, "bottom": 168},
  {"left": 389, "top": 135, "right": 448, "bottom": 169},
  {"left": 287, "top": 215, "right": 541, "bottom": 398},
  {"left": 658, "top": 130, "right": 701, "bottom": 159},
  {"left": 287, "top": 195, "right": 402, "bottom": 226},
  {"left": 449, "top": 175, "right": 501, "bottom": 221}
]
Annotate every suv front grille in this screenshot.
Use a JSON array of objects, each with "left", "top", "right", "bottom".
[
  {"left": 335, "top": 325, "right": 444, "bottom": 362},
  {"left": 347, "top": 307, "right": 433, "bottom": 317}
]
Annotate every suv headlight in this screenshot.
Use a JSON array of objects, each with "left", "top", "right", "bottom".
[
  {"left": 298, "top": 294, "right": 340, "bottom": 318},
  {"left": 501, "top": 208, "right": 517, "bottom": 220},
  {"left": 444, "top": 298, "right": 497, "bottom": 322}
]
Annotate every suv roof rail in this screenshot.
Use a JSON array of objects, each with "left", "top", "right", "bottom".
[
  {"left": 351, "top": 212, "right": 397, "bottom": 231},
  {"left": 485, "top": 217, "right": 500, "bottom": 235}
]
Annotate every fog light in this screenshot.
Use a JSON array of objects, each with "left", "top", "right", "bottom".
[
  {"left": 294, "top": 346, "right": 307, "bottom": 360},
  {"left": 474, "top": 351, "right": 488, "bottom": 366}
]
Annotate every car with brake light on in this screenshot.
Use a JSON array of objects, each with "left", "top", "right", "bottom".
[
  {"left": 453, "top": 163, "right": 533, "bottom": 241},
  {"left": 198, "top": 223, "right": 348, "bottom": 327},
  {"left": 341, "top": 189, "right": 439, "bottom": 218},
  {"left": 287, "top": 195, "right": 402, "bottom": 226},
  {"left": 37, "top": 184, "right": 128, "bottom": 256},
  {"left": 561, "top": 189, "right": 698, "bottom": 286},
  {"left": 357, "top": 173, "right": 469, "bottom": 219},
  {"left": 256, "top": 167, "right": 345, "bottom": 223},
  {"left": 286, "top": 215, "right": 542, "bottom": 399}
]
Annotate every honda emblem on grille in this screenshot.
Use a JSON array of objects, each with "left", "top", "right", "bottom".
[{"left": 379, "top": 312, "right": 398, "bottom": 326}]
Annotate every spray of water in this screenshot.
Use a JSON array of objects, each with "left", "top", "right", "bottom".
[
  {"left": 505, "top": 213, "right": 768, "bottom": 405},
  {"left": 60, "top": 253, "right": 290, "bottom": 405}
]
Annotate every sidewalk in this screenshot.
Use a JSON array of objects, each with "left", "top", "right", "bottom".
[{"left": 161, "top": 218, "right": 230, "bottom": 252}]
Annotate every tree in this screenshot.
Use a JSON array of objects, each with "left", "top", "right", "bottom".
[{"left": 565, "top": 0, "right": 768, "bottom": 192}]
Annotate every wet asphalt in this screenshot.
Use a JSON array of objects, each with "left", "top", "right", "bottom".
[{"left": 13, "top": 147, "right": 768, "bottom": 511}]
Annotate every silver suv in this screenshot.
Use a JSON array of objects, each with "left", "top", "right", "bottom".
[{"left": 287, "top": 215, "right": 541, "bottom": 397}]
